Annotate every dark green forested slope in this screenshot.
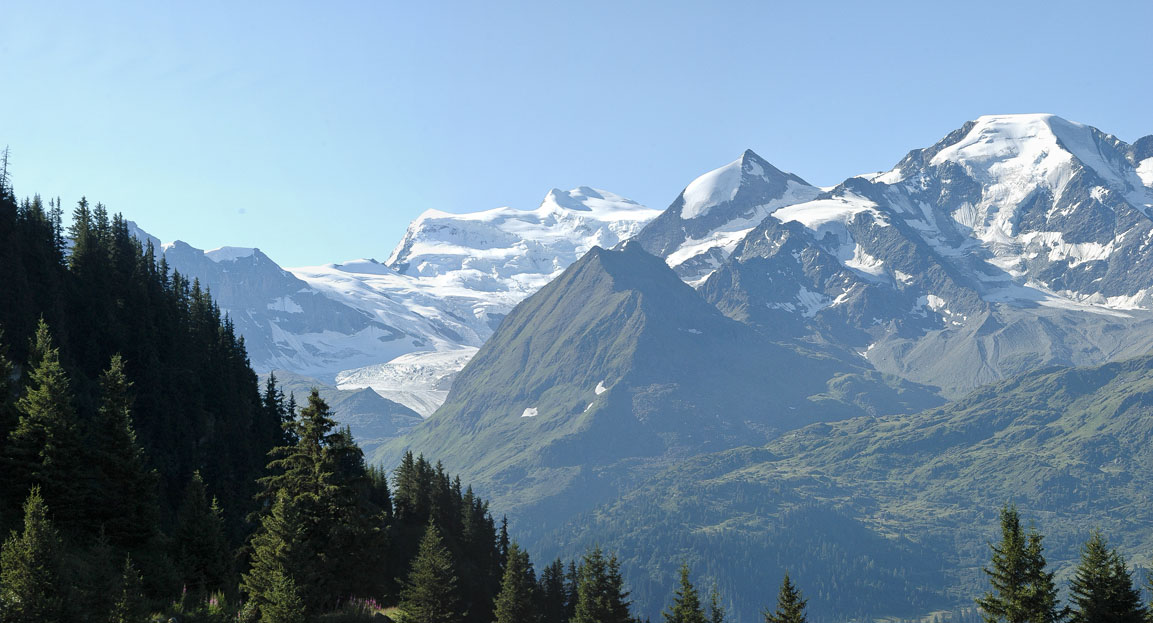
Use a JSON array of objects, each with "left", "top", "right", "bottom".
[
  {"left": 550, "top": 354, "right": 1153, "bottom": 621},
  {"left": 0, "top": 185, "right": 283, "bottom": 542}
]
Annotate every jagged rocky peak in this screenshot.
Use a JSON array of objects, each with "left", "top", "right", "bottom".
[
  {"left": 679, "top": 149, "right": 811, "bottom": 220},
  {"left": 633, "top": 149, "right": 821, "bottom": 285}
]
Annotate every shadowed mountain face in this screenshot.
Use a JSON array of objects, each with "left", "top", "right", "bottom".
[{"left": 376, "top": 242, "right": 940, "bottom": 523}]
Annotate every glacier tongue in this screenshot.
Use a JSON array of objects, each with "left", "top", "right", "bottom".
[{"left": 335, "top": 348, "right": 479, "bottom": 418}]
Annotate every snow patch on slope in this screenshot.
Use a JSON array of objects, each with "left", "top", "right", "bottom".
[
  {"left": 1138, "top": 158, "right": 1153, "bottom": 188},
  {"left": 681, "top": 156, "right": 744, "bottom": 219},
  {"left": 773, "top": 194, "right": 888, "bottom": 234},
  {"left": 205, "top": 246, "right": 257, "bottom": 262}
]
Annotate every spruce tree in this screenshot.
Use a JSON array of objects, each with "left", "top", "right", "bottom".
[
  {"left": 108, "top": 555, "right": 144, "bottom": 623},
  {"left": 0, "top": 487, "right": 65, "bottom": 623},
  {"left": 88, "top": 354, "right": 159, "bottom": 546},
  {"left": 977, "top": 505, "right": 1063, "bottom": 623},
  {"left": 494, "top": 542, "right": 537, "bottom": 623},
  {"left": 565, "top": 560, "right": 580, "bottom": 622},
  {"left": 571, "top": 546, "right": 632, "bottom": 623},
  {"left": 400, "top": 523, "right": 465, "bottom": 623},
  {"left": 664, "top": 563, "right": 706, "bottom": 623},
  {"left": 173, "top": 471, "right": 231, "bottom": 595},
  {"left": 538, "top": 558, "right": 568, "bottom": 623},
  {"left": 1023, "top": 526, "right": 1064, "bottom": 623},
  {"left": 242, "top": 490, "right": 315, "bottom": 620},
  {"left": 252, "top": 389, "right": 378, "bottom": 609},
  {"left": 259, "top": 565, "right": 308, "bottom": 623},
  {"left": 1069, "top": 532, "right": 1145, "bottom": 623},
  {"left": 764, "top": 573, "right": 806, "bottom": 623},
  {"left": 708, "top": 584, "right": 726, "bottom": 623},
  {"left": 5, "top": 320, "right": 86, "bottom": 532}
]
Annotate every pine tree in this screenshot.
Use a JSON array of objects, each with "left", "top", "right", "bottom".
[
  {"left": 0, "top": 487, "right": 65, "bottom": 623},
  {"left": 108, "top": 555, "right": 144, "bottom": 623},
  {"left": 173, "top": 471, "right": 231, "bottom": 595},
  {"left": 977, "top": 505, "right": 1063, "bottom": 623},
  {"left": 4, "top": 320, "right": 86, "bottom": 532},
  {"left": 763, "top": 573, "right": 806, "bottom": 623},
  {"left": 571, "top": 546, "right": 632, "bottom": 623},
  {"left": 664, "top": 563, "right": 706, "bottom": 623},
  {"left": 400, "top": 523, "right": 465, "bottom": 623},
  {"left": 1069, "top": 531, "right": 1145, "bottom": 623},
  {"left": 494, "top": 542, "right": 537, "bottom": 623}
]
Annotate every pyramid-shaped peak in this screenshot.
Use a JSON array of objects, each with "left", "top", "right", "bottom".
[{"left": 679, "top": 151, "right": 811, "bottom": 220}]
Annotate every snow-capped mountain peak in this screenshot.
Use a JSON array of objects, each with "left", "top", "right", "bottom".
[
  {"left": 632, "top": 149, "right": 820, "bottom": 284},
  {"left": 385, "top": 187, "right": 659, "bottom": 280}
]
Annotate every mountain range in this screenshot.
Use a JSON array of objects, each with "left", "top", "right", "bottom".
[{"left": 130, "top": 113, "right": 1153, "bottom": 621}]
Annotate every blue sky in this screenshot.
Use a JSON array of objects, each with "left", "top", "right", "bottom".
[{"left": 3, "top": 1, "right": 1151, "bottom": 266}]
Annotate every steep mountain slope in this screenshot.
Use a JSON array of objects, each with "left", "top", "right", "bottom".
[
  {"left": 701, "top": 115, "right": 1153, "bottom": 396},
  {"left": 632, "top": 150, "right": 820, "bottom": 285},
  {"left": 376, "top": 243, "right": 940, "bottom": 522},
  {"left": 553, "top": 353, "right": 1153, "bottom": 621}
]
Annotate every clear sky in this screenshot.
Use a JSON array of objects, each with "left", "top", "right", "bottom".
[{"left": 3, "top": 1, "right": 1151, "bottom": 267}]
